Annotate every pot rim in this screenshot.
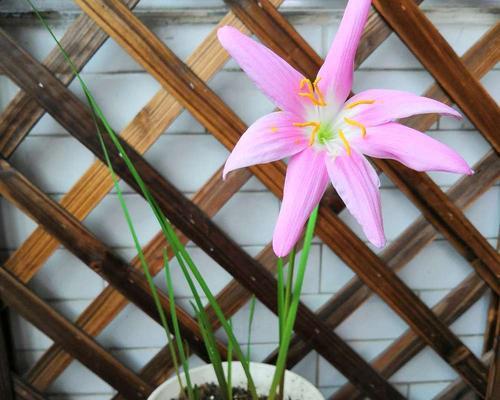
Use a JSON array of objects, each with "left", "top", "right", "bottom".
[{"left": 148, "top": 361, "right": 324, "bottom": 400}]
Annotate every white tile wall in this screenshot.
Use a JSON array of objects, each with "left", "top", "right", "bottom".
[{"left": 0, "top": 3, "right": 498, "bottom": 399}]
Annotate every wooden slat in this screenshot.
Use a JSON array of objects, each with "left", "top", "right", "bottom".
[
  {"left": 0, "top": 159, "right": 222, "bottom": 363},
  {"left": 0, "top": 309, "right": 14, "bottom": 400},
  {"left": 0, "top": 31, "right": 402, "bottom": 400},
  {"left": 0, "top": 0, "right": 139, "bottom": 158},
  {"left": 435, "top": 351, "right": 493, "bottom": 400},
  {"left": 332, "top": 273, "right": 487, "bottom": 399},
  {"left": 486, "top": 298, "right": 500, "bottom": 398},
  {"left": 13, "top": 375, "right": 49, "bottom": 400},
  {"left": 372, "top": 0, "right": 500, "bottom": 153},
  {"left": 372, "top": 159, "right": 500, "bottom": 294},
  {"left": 227, "top": 1, "right": 500, "bottom": 296},
  {"left": 2, "top": 4, "right": 262, "bottom": 284},
  {"left": 0, "top": 267, "right": 152, "bottom": 399},
  {"left": 265, "top": 150, "right": 500, "bottom": 367},
  {"left": 484, "top": 293, "right": 499, "bottom": 354},
  {"left": 25, "top": 166, "right": 248, "bottom": 391},
  {"left": 334, "top": 232, "right": 500, "bottom": 400}
]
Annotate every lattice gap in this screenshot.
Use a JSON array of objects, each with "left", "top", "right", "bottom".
[{"left": 0, "top": 1, "right": 498, "bottom": 400}]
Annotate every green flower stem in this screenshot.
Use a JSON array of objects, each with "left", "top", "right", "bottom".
[
  {"left": 246, "top": 296, "right": 257, "bottom": 361},
  {"left": 268, "top": 207, "right": 319, "bottom": 400},
  {"left": 164, "top": 250, "right": 195, "bottom": 399}
]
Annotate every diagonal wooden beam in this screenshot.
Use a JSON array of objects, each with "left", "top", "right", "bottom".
[
  {"left": 0, "top": 308, "right": 14, "bottom": 400},
  {"left": 371, "top": 0, "right": 500, "bottom": 153},
  {"left": 0, "top": 31, "right": 401, "bottom": 400},
  {"left": 435, "top": 351, "right": 493, "bottom": 400},
  {"left": 13, "top": 374, "right": 49, "bottom": 400},
  {"left": 0, "top": 159, "right": 224, "bottom": 363},
  {"left": 0, "top": 267, "right": 152, "bottom": 399},
  {"left": 226, "top": 0, "right": 500, "bottom": 294},
  {"left": 332, "top": 273, "right": 488, "bottom": 399},
  {"left": 0, "top": 0, "right": 140, "bottom": 158},
  {"left": 486, "top": 298, "right": 500, "bottom": 398}
]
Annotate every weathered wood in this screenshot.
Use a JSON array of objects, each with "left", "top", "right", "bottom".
[
  {"left": 0, "top": 31, "right": 401, "bottom": 399},
  {"left": 332, "top": 273, "right": 488, "bottom": 399},
  {"left": 2, "top": 5, "right": 261, "bottom": 285},
  {"left": 0, "top": 0, "right": 139, "bottom": 158},
  {"left": 0, "top": 267, "right": 152, "bottom": 399},
  {"left": 486, "top": 298, "right": 500, "bottom": 399},
  {"left": 435, "top": 352, "right": 493, "bottom": 400},
  {"left": 13, "top": 375, "right": 49, "bottom": 400},
  {"left": 0, "top": 309, "right": 14, "bottom": 400},
  {"left": 26, "top": 166, "right": 248, "bottom": 391},
  {"left": 372, "top": 0, "right": 500, "bottom": 153},
  {"left": 0, "top": 159, "right": 223, "bottom": 363},
  {"left": 484, "top": 293, "right": 499, "bottom": 354}
]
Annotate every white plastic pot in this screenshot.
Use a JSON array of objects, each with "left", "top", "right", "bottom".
[{"left": 148, "top": 362, "right": 324, "bottom": 400}]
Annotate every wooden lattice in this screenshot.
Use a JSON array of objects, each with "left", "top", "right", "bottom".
[{"left": 0, "top": 0, "right": 498, "bottom": 399}]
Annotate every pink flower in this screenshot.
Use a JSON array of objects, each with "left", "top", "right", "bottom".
[{"left": 218, "top": 0, "right": 472, "bottom": 257}]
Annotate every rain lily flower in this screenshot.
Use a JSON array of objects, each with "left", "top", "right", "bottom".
[{"left": 218, "top": 0, "right": 472, "bottom": 257}]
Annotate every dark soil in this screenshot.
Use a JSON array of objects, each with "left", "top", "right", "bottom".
[{"left": 175, "top": 383, "right": 269, "bottom": 400}]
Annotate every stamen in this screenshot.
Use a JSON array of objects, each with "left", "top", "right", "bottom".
[
  {"left": 344, "top": 117, "right": 367, "bottom": 138},
  {"left": 271, "top": 127, "right": 278, "bottom": 133},
  {"left": 338, "top": 129, "right": 351, "bottom": 156},
  {"left": 298, "top": 78, "right": 326, "bottom": 106},
  {"left": 293, "top": 121, "right": 320, "bottom": 146},
  {"left": 300, "top": 78, "right": 313, "bottom": 93},
  {"left": 345, "top": 99, "right": 375, "bottom": 110},
  {"left": 313, "top": 77, "right": 326, "bottom": 106}
]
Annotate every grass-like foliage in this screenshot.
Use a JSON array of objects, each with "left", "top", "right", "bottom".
[{"left": 28, "top": 1, "right": 319, "bottom": 399}]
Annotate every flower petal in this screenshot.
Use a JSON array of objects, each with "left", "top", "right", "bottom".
[
  {"left": 218, "top": 26, "right": 307, "bottom": 118},
  {"left": 316, "top": 0, "right": 371, "bottom": 107},
  {"left": 351, "top": 122, "right": 473, "bottom": 174},
  {"left": 273, "top": 149, "right": 329, "bottom": 257},
  {"left": 346, "top": 89, "right": 462, "bottom": 126},
  {"left": 326, "top": 149, "right": 385, "bottom": 248},
  {"left": 223, "top": 112, "right": 308, "bottom": 178}
]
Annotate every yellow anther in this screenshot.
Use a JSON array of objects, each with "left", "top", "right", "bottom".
[
  {"left": 293, "top": 121, "right": 320, "bottom": 146},
  {"left": 344, "top": 117, "right": 367, "bottom": 138},
  {"left": 271, "top": 127, "right": 278, "bottom": 133},
  {"left": 338, "top": 129, "right": 351, "bottom": 156},
  {"left": 300, "top": 78, "right": 313, "bottom": 92},
  {"left": 345, "top": 99, "right": 376, "bottom": 110},
  {"left": 298, "top": 78, "right": 326, "bottom": 107}
]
